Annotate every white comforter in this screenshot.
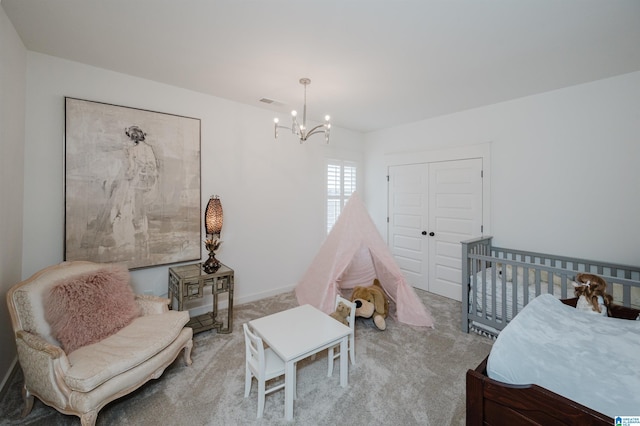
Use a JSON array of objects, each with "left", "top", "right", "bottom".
[{"left": 487, "top": 294, "right": 640, "bottom": 417}]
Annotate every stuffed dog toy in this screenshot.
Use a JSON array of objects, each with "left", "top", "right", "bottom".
[
  {"left": 351, "top": 279, "right": 389, "bottom": 330},
  {"left": 573, "top": 273, "right": 613, "bottom": 316},
  {"left": 329, "top": 301, "right": 351, "bottom": 326}
]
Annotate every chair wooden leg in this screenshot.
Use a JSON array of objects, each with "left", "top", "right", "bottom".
[
  {"left": 244, "top": 367, "right": 252, "bottom": 398},
  {"left": 20, "top": 386, "right": 34, "bottom": 418},
  {"left": 349, "top": 335, "right": 356, "bottom": 365},
  {"left": 327, "top": 347, "right": 335, "bottom": 376},
  {"left": 80, "top": 409, "right": 98, "bottom": 426},
  {"left": 257, "top": 380, "right": 266, "bottom": 418},
  {"left": 183, "top": 340, "right": 193, "bottom": 366}
]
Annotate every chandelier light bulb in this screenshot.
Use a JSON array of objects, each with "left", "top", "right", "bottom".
[
  {"left": 325, "top": 115, "right": 330, "bottom": 122},
  {"left": 274, "top": 118, "right": 279, "bottom": 124},
  {"left": 291, "top": 110, "right": 297, "bottom": 117}
]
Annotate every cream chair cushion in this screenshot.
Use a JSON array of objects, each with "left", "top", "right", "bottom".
[{"left": 65, "top": 310, "right": 189, "bottom": 392}]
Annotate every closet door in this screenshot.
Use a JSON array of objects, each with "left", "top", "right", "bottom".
[
  {"left": 428, "top": 159, "right": 483, "bottom": 301},
  {"left": 388, "top": 158, "right": 483, "bottom": 301},
  {"left": 388, "top": 164, "right": 429, "bottom": 288}
]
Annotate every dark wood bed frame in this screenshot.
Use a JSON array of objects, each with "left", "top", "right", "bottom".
[{"left": 466, "top": 298, "right": 640, "bottom": 425}]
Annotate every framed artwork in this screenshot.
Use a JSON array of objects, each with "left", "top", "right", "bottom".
[{"left": 64, "top": 97, "right": 201, "bottom": 269}]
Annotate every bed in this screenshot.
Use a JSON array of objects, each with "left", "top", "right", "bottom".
[
  {"left": 466, "top": 294, "right": 640, "bottom": 425},
  {"left": 461, "top": 236, "right": 640, "bottom": 337}
]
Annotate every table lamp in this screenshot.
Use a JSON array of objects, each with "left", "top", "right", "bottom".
[{"left": 203, "top": 195, "right": 223, "bottom": 273}]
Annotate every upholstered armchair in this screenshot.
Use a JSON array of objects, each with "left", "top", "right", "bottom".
[{"left": 6, "top": 261, "right": 193, "bottom": 426}]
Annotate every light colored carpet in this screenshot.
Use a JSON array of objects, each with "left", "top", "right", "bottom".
[{"left": 0, "top": 289, "right": 493, "bottom": 425}]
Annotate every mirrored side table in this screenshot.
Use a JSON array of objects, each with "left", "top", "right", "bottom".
[{"left": 168, "top": 263, "right": 234, "bottom": 334}]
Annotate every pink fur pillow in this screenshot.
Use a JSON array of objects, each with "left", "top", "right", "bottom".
[{"left": 45, "top": 264, "right": 140, "bottom": 353}]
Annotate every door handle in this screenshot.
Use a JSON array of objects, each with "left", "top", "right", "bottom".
[
  {"left": 421, "top": 231, "right": 436, "bottom": 236},
  {"left": 421, "top": 231, "right": 427, "bottom": 235}
]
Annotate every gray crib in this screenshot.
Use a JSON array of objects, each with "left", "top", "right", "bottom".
[{"left": 461, "top": 236, "right": 640, "bottom": 337}]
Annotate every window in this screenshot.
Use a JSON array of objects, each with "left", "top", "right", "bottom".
[{"left": 326, "top": 160, "right": 357, "bottom": 233}]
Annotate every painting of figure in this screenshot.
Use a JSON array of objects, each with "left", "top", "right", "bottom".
[{"left": 65, "top": 98, "right": 201, "bottom": 269}]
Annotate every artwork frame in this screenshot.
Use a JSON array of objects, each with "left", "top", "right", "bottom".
[{"left": 64, "top": 97, "right": 201, "bottom": 270}]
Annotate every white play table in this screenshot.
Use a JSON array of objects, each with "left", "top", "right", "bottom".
[{"left": 249, "top": 304, "right": 352, "bottom": 420}]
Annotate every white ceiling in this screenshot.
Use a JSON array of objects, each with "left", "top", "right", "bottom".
[{"left": 3, "top": 0, "right": 640, "bottom": 133}]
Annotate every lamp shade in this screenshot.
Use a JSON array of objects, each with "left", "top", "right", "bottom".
[{"left": 205, "top": 195, "right": 223, "bottom": 235}]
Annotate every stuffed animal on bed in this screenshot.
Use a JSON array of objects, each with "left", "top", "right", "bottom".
[
  {"left": 351, "top": 279, "right": 389, "bottom": 330},
  {"left": 572, "top": 273, "right": 613, "bottom": 316}
]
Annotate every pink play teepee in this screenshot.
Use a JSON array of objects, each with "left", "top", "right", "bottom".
[{"left": 295, "top": 193, "right": 434, "bottom": 328}]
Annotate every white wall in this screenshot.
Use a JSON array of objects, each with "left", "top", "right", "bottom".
[
  {"left": 365, "top": 71, "right": 640, "bottom": 266},
  {"left": 23, "top": 52, "right": 365, "bottom": 309},
  {"left": 0, "top": 4, "right": 26, "bottom": 391}
]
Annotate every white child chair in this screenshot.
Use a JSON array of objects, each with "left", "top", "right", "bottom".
[
  {"left": 243, "top": 323, "right": 292, "bottom": 418},
  {"left": 327, "top": 294, "right": 356, "bottom": 376}
]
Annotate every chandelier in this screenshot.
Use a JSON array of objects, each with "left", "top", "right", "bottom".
[{"left": 274, "top": 78, "right": 331, "bottom": 144}]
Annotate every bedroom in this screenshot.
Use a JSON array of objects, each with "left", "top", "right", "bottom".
[{"left": 1, "top": 1, "right": 639, "bottom": 423}]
